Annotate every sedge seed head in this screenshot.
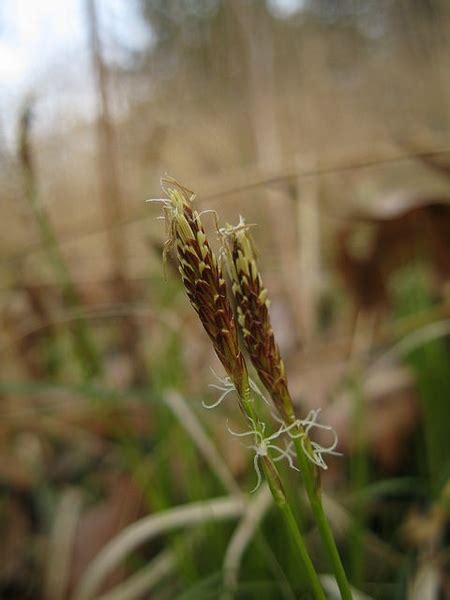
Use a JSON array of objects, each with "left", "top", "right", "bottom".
[
  {"left": 223, "top": 218, "right": 293, "bottom": 420},
  {"left": 155, "top": 178, "right": 248, "bottom": 397}
]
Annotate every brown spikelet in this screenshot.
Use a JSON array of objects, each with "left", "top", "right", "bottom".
[
  {"left": 159, "top": 178, "right": 248, "bottom": 398},
  {"left": 224, "top": 219, "right": 294, "bottom": 420}
]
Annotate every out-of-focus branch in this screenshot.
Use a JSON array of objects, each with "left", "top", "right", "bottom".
[
  {"left": 18, "top": 100, "right": 102, "bottom": 379},
  {"left": 85, "top": 0, "right": 126, "bottom": 280}
]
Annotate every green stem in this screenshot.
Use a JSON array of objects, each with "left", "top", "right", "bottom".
[
  {"left": 348, "top": 376, "right": 369, "bottom": 588},
  {"left": 240, "top": 385, "right": 325, "bottom": 599},
  {"left": 277, "top": 496, "right": 327, "bottom": 600},
  {"left": 292, "top": 434, "right": 353, "bottom": 600}
]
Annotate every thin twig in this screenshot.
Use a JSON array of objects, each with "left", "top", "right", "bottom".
[
  {"left": 0, "top": 304, "right": 181, "bottom": 357},
  {"left": 202, "top": 148, "right": 450, "bottom": 202}
]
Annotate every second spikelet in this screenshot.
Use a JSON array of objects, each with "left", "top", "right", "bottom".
[{"left": 224, "top": 219, "right": 294, "bottom": 421}]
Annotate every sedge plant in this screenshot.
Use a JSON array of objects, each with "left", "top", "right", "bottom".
[
  {"left": 151, "top": 178, "right": 324, "bottom": 597},
  {"left": 150, "top": 177, "right": 349, "bottom": 598}
]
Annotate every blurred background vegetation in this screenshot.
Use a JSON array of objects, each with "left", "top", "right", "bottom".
[{"left": 1, "top": 1, "right": 450, "bottom": 598}]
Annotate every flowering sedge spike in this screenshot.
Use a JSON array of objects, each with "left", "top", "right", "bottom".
[
  {"left": 151, "top": 183, "right": 332, "bottom": 598},
  {"left": 223, "top": 219, "right": 341, "bottom": 463},
  {"left": 222, "top": 218, "right": 351, "bottom": 600},
  {"left": 152, "top": 178, "right": 249, "bottom": 402},
  {"left": 222, "top": 218, "right": 294, "bottom": 421}
]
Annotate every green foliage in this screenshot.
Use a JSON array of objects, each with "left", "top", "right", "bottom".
[{"left": 393, "top": 263, "right": 450, "bottom": 493}]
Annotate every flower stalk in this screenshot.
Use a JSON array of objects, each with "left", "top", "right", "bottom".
[{"left": 261, "top": 456, "right": 327, "bottom": 600}]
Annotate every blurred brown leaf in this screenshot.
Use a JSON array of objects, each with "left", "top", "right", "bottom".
[{"left": 66, "top": 474, "right": 145, "bottom": 599}]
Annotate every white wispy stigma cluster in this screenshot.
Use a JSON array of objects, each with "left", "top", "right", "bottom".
[
  {"left": 204, "top": 370, "right": 270, "bottom": 409},
  {"left": 203, "top": 369, "right": 236, "bottom": 409},
  {"left": 145, "top": 194, "right": 181, "bottom": 265},
  {"left": 227, "top": 418, "right": 299, "bottom": 492},
  {"left": 217, "top": 215, "right": 255, "bottom": 239},
  {"left": 216, "top": 215, "right": 255, "bottom": 256},
  {"left": 277, "top": 409, "right": 342, "bottom": 471}
]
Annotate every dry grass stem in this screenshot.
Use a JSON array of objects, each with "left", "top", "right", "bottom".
[
  {"left": 221, "top": 483, "right": 273, "bottom": 600},
  {"left": 97, "top": 550, "right": 176, "bottom": 600},
  {"left": 44, "top": 488, "right": 84, "bottom": 600},
  {"left": 164, "top": 390, "right": 241, "bottom": 496},
  {"left": 73, "top": 496, "right": 245, "bottom": 600},
  {"left": 366, "top": 319, "right": 450, "bottom": 375}
]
